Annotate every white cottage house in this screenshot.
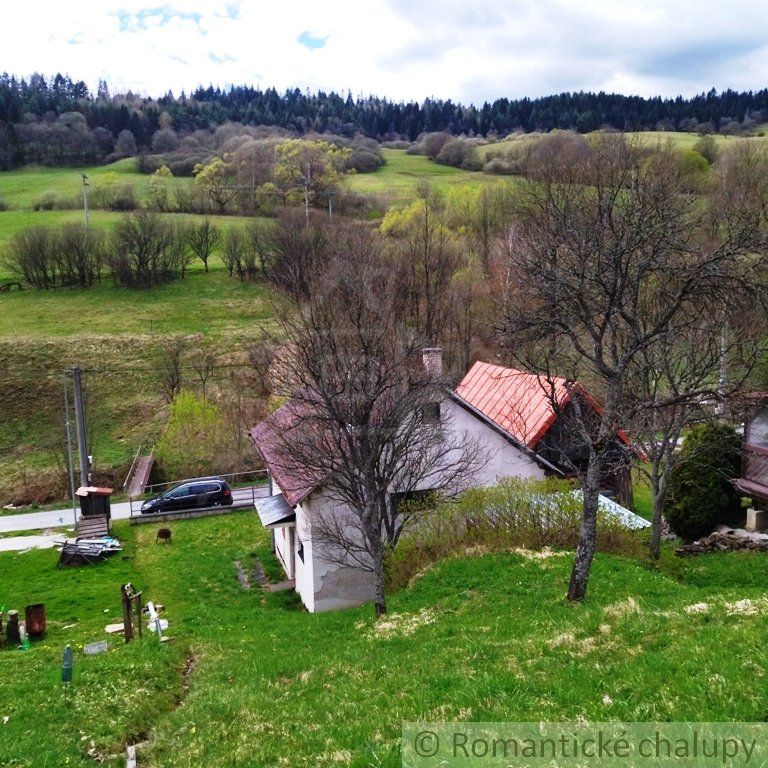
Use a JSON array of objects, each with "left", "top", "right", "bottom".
[{"left": 250, "top": 351, "right": 636, "bottom": 612}]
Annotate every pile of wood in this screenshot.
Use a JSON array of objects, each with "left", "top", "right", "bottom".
[{"left": 675, "top": 530, "right": 768, "bottom": 556}]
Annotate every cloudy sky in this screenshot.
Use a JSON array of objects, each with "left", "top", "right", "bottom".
[{"left": 4, "top": 0, "right": 768, "bottom": 104}]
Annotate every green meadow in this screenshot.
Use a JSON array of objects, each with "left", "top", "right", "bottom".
[
  {"left": 0, "top": 512, "right": 766, "bottom": 766},
  {"left": 345, "top": 147, "right": 514, "bottom": 203}
]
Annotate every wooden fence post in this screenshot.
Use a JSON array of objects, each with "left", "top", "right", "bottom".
[{"left": 121, "top": 584, "right": 134, "bottom": 643}]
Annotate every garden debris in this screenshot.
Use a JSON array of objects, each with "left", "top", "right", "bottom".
[
  {"left": 84, "top": 640, "right": 108, "bottom": 655},
  {"left": 675, "top": 527, "right": 768, "bottom": 556},
  {"left": 57, "top": 536, "right": 122, "bottom": 567}
]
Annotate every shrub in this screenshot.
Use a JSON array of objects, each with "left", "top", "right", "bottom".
[
  {"left": 4, "top": 227, "right": 55, "bottom": 288},
  {"left": 155, "top": 390, "right": 229, "bottom": 480},
  {"left": 665, "top": 422, "right": 742, "bottom": 540},
  {"left": 348, "top": 147, "right": 385, "bottom": 173},
  {"left": 388, "top": 477, "right": 639, "bottom": 589},
  {"left": 108, "top": 211, "right": 188, "bottom": 288},
  {"left": 4, "top": 225, "right": 105, "bottom": 289},
  {"left": 483, "top": 157, "right": 514, "bottom": 175},
  {"left": 435, "top": 138, "right": 482, "bottom": 170},
  {"left": 33, "top": 189, "right": 65, "bottom": 211}
]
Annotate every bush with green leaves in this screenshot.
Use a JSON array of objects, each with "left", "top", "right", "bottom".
[
  {"left": 665, "top": 422, "right": 742, "bottom": 540},
  {"left": 155, "top": 390, "right": 229, "bottom": 481}
]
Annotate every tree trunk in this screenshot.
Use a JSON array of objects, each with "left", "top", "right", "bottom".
[
  {"left": 649, "top": 450, "right": 673, "bottom": 560},
  {"left": 650, "top": 467, "right": 663, "bottom": 560},
  {"left": 567, "top": 451, "right": 601, "bottom": 601},
  {"left": 372, "top": 546, "right": 387, "bottom": 617}
]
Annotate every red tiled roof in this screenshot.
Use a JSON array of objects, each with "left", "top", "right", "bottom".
[
  {"left": 249, "top": 402, "right": 319, "bottom": 507},
  {"left": 455, "top": 362, "right": 575, "bottom": 449}
]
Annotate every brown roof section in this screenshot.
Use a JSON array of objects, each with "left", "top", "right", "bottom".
[{"left": 249, "top": 402, "right": 319, "bottom": 507}]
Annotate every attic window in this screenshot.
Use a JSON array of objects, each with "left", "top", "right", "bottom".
[{"left": 421, "top": 401, "right": 441, "bottom": 425}]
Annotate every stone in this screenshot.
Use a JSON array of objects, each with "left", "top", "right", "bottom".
[
  {"left": 84, "top": 640, "right": 108, "bottom": 655},
  {"left": 746, "top": 508, "right": 768, "bottom": 533}
]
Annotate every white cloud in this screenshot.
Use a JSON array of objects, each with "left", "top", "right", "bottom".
[{"left": 3, "top": 0, "right": 768, "bottom": 103}]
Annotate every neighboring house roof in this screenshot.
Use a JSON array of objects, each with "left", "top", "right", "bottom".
[
  {"left": 456, "top": 361, "right": 572, "bottom": 448},
  {"left": 455, "top": 361, "right": 632, "bottom": 450},
  {"left": 249, "top": 402, "right": 319, "bottom": 507}
]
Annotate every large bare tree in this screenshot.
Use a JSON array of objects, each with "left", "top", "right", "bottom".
[
  {"left": 262, "top": 233, "right": 484, "bottom": 616},
  {"left": 500, "top": 135, "right": 768, "bottom": 600}
]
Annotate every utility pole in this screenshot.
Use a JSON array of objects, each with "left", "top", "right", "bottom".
[
  {"left": 72, "top": 366, "right": 90, "bottom": 488},
  {"left": 302, "top": 161, "right": 311, "bottom": 225},
  {"left": 82, "top": 174, "right": 89, "bottom": 228},
  {"left": 62, "top": 375, "right": 78, "bottom": 526}
]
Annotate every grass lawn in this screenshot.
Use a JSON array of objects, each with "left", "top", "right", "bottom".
[{"left": 1, "top": 511, "right": 767, "bottom": 766}]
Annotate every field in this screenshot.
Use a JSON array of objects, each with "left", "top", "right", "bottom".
[
  {"left": 0, "top": 158, "right": 191, "bottom": 209},
  {"left": 0, "top": 512, "right": 767, "bottom": 766},
  {"left": 345, "top": 148, "right": 514, "bottom": 203}
]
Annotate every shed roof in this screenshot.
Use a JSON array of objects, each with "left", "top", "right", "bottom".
[{"left": 255, "top": 493, "right": 297, "bottom": 528}]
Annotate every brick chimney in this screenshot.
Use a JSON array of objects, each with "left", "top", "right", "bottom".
[{"left": 422, "top": 347, "right": 443, "bottom": 379}]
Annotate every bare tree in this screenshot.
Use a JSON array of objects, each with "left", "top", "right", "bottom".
[
  {"left": 500, "top": 135, "right": 768, "bottom": 600},
  {"left": 248, "top": 209, "right": 333, "bottom": 299},
  {"left": 159, "top": 338, "right": 187, "bottom": 404},
  {"left": 109, "top": 211, "right": 179, "bottom": 288},
  {"left": 191, "top": 350, "right": 216, "bottom": 402},
  {"left": 186, "top": 218, "right": 220, "bottom": 272},
  {"left": 627, "top": 305, "right": 767, "bottom": 559},
  {"left": 261, "top": 238, "right": 484, "bottom": 616},
  {"left": 384, "top": 183, "right": 461, "bottom": 344}
]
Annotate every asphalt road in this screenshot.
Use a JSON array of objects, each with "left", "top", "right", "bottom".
[{"left": 0, "top": 485, "right": 267, "bottom": 534}]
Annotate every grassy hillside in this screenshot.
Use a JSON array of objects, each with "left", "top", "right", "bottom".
[
  {"left": 1, "top": 513, "right": 766, "bottom": 766},
  {"left": 0, "top": 257, "right": 274, "bottom": 503},
  {"left": 0, "top": 157, "right": 275, "bottom": 503},
  {"left": 345, "top": 148, "right": 513, "bottom": 203},
  {"left": 0, "top": 158, "right": 191, "bottom": 209}
]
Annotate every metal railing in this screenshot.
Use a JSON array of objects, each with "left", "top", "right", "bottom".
[{"left": 122, "top": 443, "right": 144, "bottom": 493}]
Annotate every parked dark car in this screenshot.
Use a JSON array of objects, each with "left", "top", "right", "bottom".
[{"left": 141, "top": 477, "right": 232, "bottom": 514}]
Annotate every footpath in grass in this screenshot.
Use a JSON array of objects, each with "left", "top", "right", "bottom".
[{"left": 2, "top": 511, "right": 768, "bottom": 766}]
